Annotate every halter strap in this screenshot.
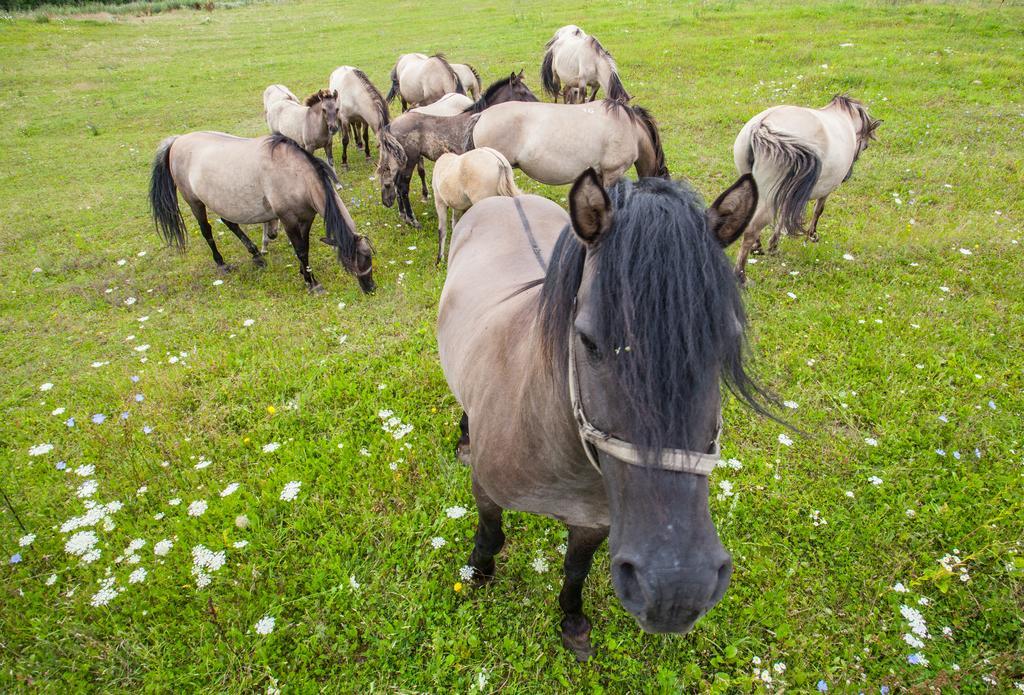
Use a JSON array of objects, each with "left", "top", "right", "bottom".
[{"left": 567, "top": 304, "right": 721, "bottom": 476}]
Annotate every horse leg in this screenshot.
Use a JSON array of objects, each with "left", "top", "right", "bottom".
[
  {"left": 341, "top": 126, "right": 350, "bottom": 170},
  {"left": 401, "top": 176, "right": 420, "bottom": 228},
  {"left": 187, "top": 201, "right": 230, "bottom": 271},
  {"left": 589, "top": 85, "right": 599, "bottom": 102},
  {"left": 767, "top": 225, "right": 785, "bottom": 254},
  {"left": 734, "top": 207, "right": 771, "bottom": 285},
  {"left": 417, "top": 158, "right": 429, "bottom": 200},
  {"left": 808, "top": 195, "right": 828, "bottom": 242},
  {"left": 362, "top": 124, "right": 371, "bottom": 160},
  {"left": 434, "top": 195, "right": 448, "bottom": 265},
  {"left": 400, "top": 97, "right": 408, "bottom": 112},
  {"left": 467, "top": 475, "right": 505, "bottom": 582},
  {"left": 221, "top": 219, "right": 266, "bottom": 268},
  {"left": 454, "top": 411, "right": 470, "bottom": 465},
  {"left": 261, "top": 220, "right": 279, "bottom": 254},
  {"left": 324, "top": 136, "right": 335, "bottom": 175},
  {"left": 558, "top": 524, "right": 608, "bottom": 662},
  {"left": 282, "top": 218, "right": 323, "bottom": 294}
]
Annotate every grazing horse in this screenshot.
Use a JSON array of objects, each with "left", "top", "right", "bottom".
[
  {"left": 471, "top": 100, "right": 667, "bottom": 186},
  {"left": 730, "top": 94, "right": 882, "bottom": 283},
  {"left": 411, "top": 92, "right": 474, "bottom": 117},
  {"left": 542, "top": 25, "right": 628, "bottom": 103},
  {"left": 432, "top": 147, "right": 520, "bottom": 264},
  {"left": 148, "top": 132, "right": 375, "bottom": 294},
  {"left": 451, "top": 63, "right": 481, "bottom": 100},
  {"left": 262, "top": 84, "right": 298, "bottom": 115},
  {"left": 386, "top": 53, "right": 464, "bottom": 112},
  {"left": 377, "top": 73, "right": 539, "bottom": 226},
  {"left": 266, "top": 88, "right": 340, "bottom": 172},
  {"left": 329, "top": 66, "right": 391, "bottom": 167},
  {"left": 437, "top": 169, "right": 765, "bottom": 660}
]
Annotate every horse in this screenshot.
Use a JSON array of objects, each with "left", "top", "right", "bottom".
[
  {"left": 265, "top": 88, "right": 340, "bottom": 172},
  {"left": 730, "top": 94, "right": 881, "bottom": 283},
  {"left": 262, "top": 84, "right": 298, "bottom": 116},
  {"left": 432, "top": 147, "right": 520, "bottom": 264},
  {"left": 470, "top": 100, "right": 667, "bottom": 187},
  {"left": 148, "top": 132, "right": 375, "bottom": 294},
  {"left": 377, "top": 73, "right": 539, "bottom": 227},
  {"left": 450, "top": 63, "right": 481, "bottom": 100},
  {"left": 437, "top": 168, "right": 766, "bottom": 661},
  {"left": 328, "top": 66, "right": 391, "bottom": 167},
  {"left": 386, "top": 53, "right": 464, "bottom": 112},
  {"left": 541, "top": 25, "right": 629, "bottom": 104},
  {"left": 411, "top": 92, "right": 475, "bottom": 117}
]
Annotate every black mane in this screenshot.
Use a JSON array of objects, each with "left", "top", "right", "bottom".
[
  {"left": 537, "top": 178, "right": 772, "bottom": 456},
  {"left": 352, "top": 68, "right": 390, "bottom": 126},
  {"left": 463, "top": 76, "right": 516, "bottom": 113}
]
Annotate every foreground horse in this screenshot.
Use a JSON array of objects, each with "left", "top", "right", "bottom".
[
  {"left": 266, "top": 88, "right": 340, "bottom": 172},
  {"left": 451, "top": 63, "right": 481, "bottom": 100},
  {"left": 149, "top": 132, "right": 375, "bottom": 294},
  {"left": 329, "top": 66, "right": 390, "bottom": 167},
  {"left": 438, "top": 169, "right": 764, "bottom": 660},
  {"left": 731, "top": 94, "right": 881, "bottom": 282},
  {"left": 377, "top": 74, "right": 539, "bottom": 226},
  {"left": 386, "top": 53, "right": 464, "bottom": 111},
  {"left": 541, "top": 25, "right": 628, "bottom": 103},
  {"left": 471, "top": 100, "right": 667, "bottom": 186},
  {"left": 432, "top": 147, "right": 520, "bottom": 264}
]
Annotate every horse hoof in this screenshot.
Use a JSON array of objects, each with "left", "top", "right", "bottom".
[
  {"left": 470, "top": 559, "right": 496, "bottom": 584},
  {"left": 560, "top": 617, "right": 594, "bottom": 662},
  {"left": 253, "top": 255, "right": 267, "bottom": 268},
  {"left": 217, "top": 263, "right": 237, "bottom": 273},
  {"left": 455, "top": 441, "right": 471, "bottom": 467},
  {"left": 308, "top": 283, "right": 326, "bottom": 295}
]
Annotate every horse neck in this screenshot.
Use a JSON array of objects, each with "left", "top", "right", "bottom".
[
  {"left": 634, "top": 119, "right": 659, "bottom": 177},
  {"left": 596, "top": 59, "right": 615, "bottom": 91}
]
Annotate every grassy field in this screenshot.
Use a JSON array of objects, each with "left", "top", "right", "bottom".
[{"left": 2, "top": 0, "right": 1023, "bottom": 691}]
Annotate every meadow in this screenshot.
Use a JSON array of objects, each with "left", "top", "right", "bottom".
[{"left": 1, "top": 0, "right": 1022, "bottom": 691}]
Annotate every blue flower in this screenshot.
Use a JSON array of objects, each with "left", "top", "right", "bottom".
[
  {"left": 9, "top": 553, "right": 22, "bottom": 564},
  {"left": 134, "top": 394, "right": 144, "bottom": 402},
  {"left": 817, "top": 681, "right": 828, "bottom": 692},
  {"left": 91, "top": 413, "right": 106, "bottom": 424},
  {"left": 120, "top": 411, "right": 130, "bottom": 420},
  {"left": 65, "top": 417, "right": 75, "bottom": 427},
  {"left": 56, "top": 460, "right": 67, "bottom": 471},
  {"left": 130, "top": 375, "right": 140, "bottom": 383},
  {"left": 880, "top": 687, "right": 890, "bottom": 694},
  {"left": 142, "top": 425, "right": 153, "bottom": 434}
]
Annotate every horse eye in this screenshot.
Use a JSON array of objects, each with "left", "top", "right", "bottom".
[{"left": 578, "top": 332, "right": 601, "bottom": 358}]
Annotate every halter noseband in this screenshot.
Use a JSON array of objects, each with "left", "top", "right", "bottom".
[{"left": 567, "top": 302, "right": 722, "bottom": 477}]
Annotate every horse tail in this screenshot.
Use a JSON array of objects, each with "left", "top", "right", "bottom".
[
  {"left": 148, "top": 136, "right": 187, "bottom": 250},
  {"left": 267, "top": 134, "right": 358, "bottom": 267},
  {"left": 494, "top": 155, "right": 520, "bottom": 197},
  {"left": 386, "top": 63, "right": 400, "bottom": 104},
  {"left": 750, "top": 123, "right": 821, "bottom": 235},
  {"left": 541, "top": 49, "right": 559, "bottom": 98},
  {"left": 607, "top": 71, "right": 630, "bottom": 102},
  {"left": 631, "top": 105, "right": 669, "bottom": 178}
]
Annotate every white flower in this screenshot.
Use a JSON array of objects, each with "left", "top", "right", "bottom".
[
  {"left": 254, "top": 615, "right": 275, "bottom": 635},
  {"left": 243, "top": 318, "right": 255, "bottom": 327},
  {"left": 430, "top": 536, "right": 446, "bottom": 549},
  {"left": 194, "top": 457, "right": 211, "bottom": 470},
  {"left": 845, "top": 490, "right": 855, "bottom": 498},
  {"left": 262, "top": 442, "right": 280, "bottom": 453},
  {"left": 786, "top": 292, "right": 797, "bottom": 300},
  {"left": 903, "top": 633, "right": 925, "bottom": 648},
  {"left": 716, "top": 480, "right": 734, "bottom": 501},
  {"left": 129, "top": 567, "right": 147, "bottom": 584},
  {"left": 233, "top": 540, "right": 249, "bottom": 549},
  {"left": 959, "top": 248, "right": 973, "bottom": 255},
  {"left": 29, "top": 443, "right": 54, "bottom": 456},
  {"left": 531, "top": 556, "right": 549, "bottom": 573},
  {"left": 349, "top": 575, "right": 361, "bottom": 590},
  {"left": 45, "top": 574, "right": 57, "bottom": 586},
  {"left": 900, "top": 604, "right": 929, "bottom": 638},
  {"left": 778, "top": 433, "right": 793, "bottom": 446},
  {"left": 187, "top": 500, "right": 208, "bottom": 517},
  {"left": 459, "top": 565, "right": 475, "bottom": 582},
  {"left": 773, "top": 662, "right": 786, "bottom": 675},
  {"left": 39, "top": 382, "right": 54, "bottom": 391},
  {"left": 842, "top": 253, "right": 855, "bottom": 261},
  {"left": 279, "top": 481, "right": 301, "bottom": 502},
  {"left": 220, "top": 483, "right": 239, "bottom": 497},
  {"left": 810, "top": 509, "right": 826, "bottom": 527},
  {"left": 75, "top": 464, "right": 95, "bottom": 477},
  {"left": 783, "top": 400, "right": 798, "bottom": 409},
  {"left": 76, "top": 480, "right": 99, "bottom": 499},
  {"left": 134, "top": 344, "right": 150, "bottom": 352},
  {"left": 168, "top": 498, "right": 181, "bottom": 506},
  {"left": 865, "top": 437, "right": 878, "bottom": 446},
  {"left": 212, "top": 279, "right": 223, "bottom": 286},
  {"left": 446, "top": 506, "right": 468, "bottom": 519},
  {"left": 124, "top": 297, "right": 137, "bottom": 306},
  {"left": 942, "top": 626, "right": 953, "bottom": 637},
  {"left": 235, "top": 514, "right": 250, "bottom": 529},
  {"left": 127, "top": 538, "right": 145, "bottom": 551},
  {"left": 868, "top": 475, "right": 883, "bottom": 485},
  {"left": 90, "top": 577, "right": 120, "bottom": 607},
  {"left": 191, "top": 544, "right": 226, "bottom": 588},
  {"left": 18, "top": 533, "right": 35, "bottom": 547},
  {"left": 66, "top": 533, "right": 103, "bottom": 558},
  {"left": 906, "top": 508, "right": 917, "bottom": 518},
  {"left": 154, "top": 539, "right": 173, "bottom": 556},
  {"left": 52, "top": 407, "right": 65, "bottom": 416}
]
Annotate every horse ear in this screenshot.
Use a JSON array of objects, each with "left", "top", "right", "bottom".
[
  {"left": 517, "top": 69, "right": 524, "bottom": 78},
  {"left": 569, "top": 169, "right": 612, "bottom": 244},
  {"left": 707, "top": 174, "right": 757, "bottom": 247},
  {"left": 332, "top": 89, "right": 339, "bottom": 99}
]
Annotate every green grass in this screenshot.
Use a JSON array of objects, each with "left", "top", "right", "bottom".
[{"left": 1, "top": 0, "right": 1023, "bottom": 691}]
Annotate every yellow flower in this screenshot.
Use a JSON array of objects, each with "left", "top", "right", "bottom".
[
  {"left": 431, "top": 407, "right": 438, "bottom": 414},
  {"left": 266, "top": 406, "right": 276, "bottom": 415},
  {"left": 243, "top": 436, "right": 251, "bottom": 444},
  {"left": 454, "top": 582, "right": 463, "bottom": 592}
]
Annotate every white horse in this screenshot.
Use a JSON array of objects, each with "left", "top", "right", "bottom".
[
  {"left": 265, "top": 88, "right": 340, "bottom": 171},
  {"left": 450, "top": 63, "right": 481, "bottom": 100},
  {"left": 328, "top": 66, "right": 390, "bottom": 167},
  {"left": 432, "top": 147, "right": 521, "bottom": 264},
  {"left": 730, "top": 94, "right": 881, "bottom": 282},
  {"left": 541, "top": 25, "right": 628, "bottom": 103},
  {"left": 386, "top": 53, "right": 464, "bottom": 111},
  {"left": 411, "top": 92, "right": 474, "bottom": 116}
]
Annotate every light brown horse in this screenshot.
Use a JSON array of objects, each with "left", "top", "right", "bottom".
[
  {"left": 266, "top": 88, "right": 340, "bottom": 172},
  {"left": 386, "top": 53, "right": 464, "bottom": 111},
  {"left": 451, "top": 63, "right": 481, "bottom": 100},
  {"left": 149, "top": 132, "right": 375, "bottom": 294},
  {"left": 262, "top": 84, "right": 298, "bottom": 115},
  {"left": 470, "top": 100, "right": 667, "bottom": 186},
  {"left": 438, "top": 169, "right": 766, "bottom": 660},
  {"left": 730, "top": 94, "right": 881, "bottom": 282},
  {"left": 411, "top": 92, "right": 474, "bottom": 116},
  {"left": 328, "top": 66, "right": 390, "bottom": 167},
  {"left": 541, "top": 25, "right": 629, "bottom": 103}
]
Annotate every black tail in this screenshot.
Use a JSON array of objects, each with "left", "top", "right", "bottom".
[
  {"left": 751, "top": 124, "right": 822, "bottom": 235},
  {"left": 148, "top": 137, "right": 187, "bottom": 250},
  {"left": 607, "top": 71, "right": 629, "bottom": 102},
  {"left": 267, "top": 134, "right": 360, "bottom": 269},
  {"left": 453, "top": 75, "right": 466, "bottom": 96},
  {"left": 386, "top": 64, "right": 399, "bottom": 104},
  {"left": 631, "top": 105, "right": 668, "bottom": 178},
  {"left": 541, "top": 50, "right": 559, "bottom": 98}
]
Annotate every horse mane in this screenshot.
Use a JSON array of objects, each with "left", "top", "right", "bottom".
[
  {"left": 462, "top": 76, "right": 514, "bottom": 113},
  {"left": 536, "top": 177, "right": 774, "bottom": 455},
  {"left": 304, "top": 89, "right": 335, "bottom": 106},
  {"left": 829, "top": 93, "right": 881, "bottom": 143},
  {"left": 587, "top": 35, "right": 618, "bottom": 70},
  {"left": 352, "top": 68, "right": 390, "bottom": 126},
  {"left": 463, "top": 62, "right": 481, "bottom": 84},
  {"left": 602, "top": 101, "right": 667, "bottom": 177},
  {"left": 430, "top": 53, "right": 465, "bottom": 94},
  {"left": 376, "top": 125, "right": 408, "bottom": 171}
]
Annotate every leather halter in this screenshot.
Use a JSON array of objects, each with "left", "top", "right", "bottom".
[{"left": 567, "top": 302, "right": 722, "bottom": 477}]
